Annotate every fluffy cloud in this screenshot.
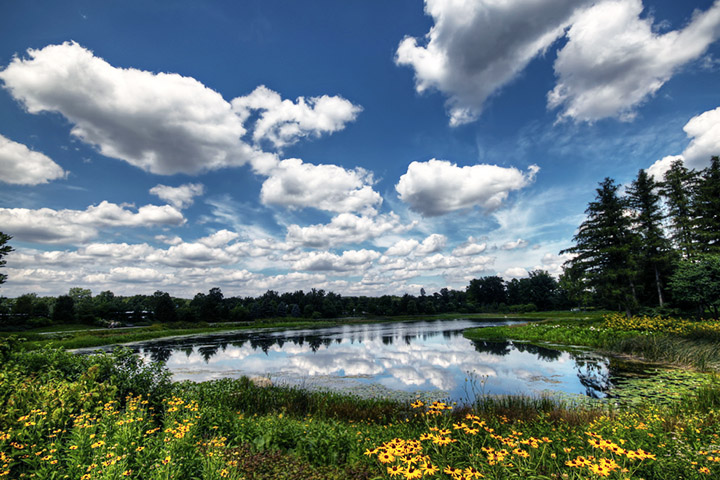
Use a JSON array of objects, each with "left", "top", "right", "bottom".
[
  {"left": 501, "top": 238, "right": 529, "bottom": 250},
  {"left": 286, "top": 212, "right": 414, "bottom": 248},
  {"left": 452, "top": 237, "right": 487, "bottom": 256},
  {"left": 149, "top": 183, "right": 205, "bottom": 209},
  {"left": 396, "top": 159, "right": 539, "bottom": 216},
  {"left": 396, "top": 0, "right": 589, "bottom": 125},
  {"left": 381, "top": 234, "right": 446, "bottom": 256},
  {"left": 197, "top": 229, "right": 240, "bottom": 248},
  {"left": 149, "top": 242, "right": 234, "bottom": 268},
  {"left": 385, "top": 239, "right": 420, "bottom": 256},
  {"left": 534, "top": 252, "right": 574, "bottom": 277},
  {"left": 549, "top": 0, "right": 720, "bottom": 122},
  {"left": 679, "top": 106, "right": 720, "bottom": 168},
  {"left": 0, "top": 201, "right": 185, "bottom": 244},
  {"left": 503, "top": 267, "right": 528, "bottom": 279},
  {"left": 648, "top": 105, "right": 720, "bottom": 178},
  {"left": 647, "top": 155, "right": 682, "bottom": 181},
  {"left": 0, "top": 41, "right": 274, "bottom": 175},
  {"left": 261, "top": 158, "right": 382, "bottom": 214},
  {"left": 86, "top": 266, "right": 168, "bottom": 284},
  {"left": 232, "top": 85, "right": 362, "bottom": 149},
  {"left": 415, "top": 234, "right": 447, "bottom": 255},
  {"left": 289, "top": 249, "right": 381, "bottom": 272},
  {"left": 0, "top": 134, "right": 66, "bottom": 185}
]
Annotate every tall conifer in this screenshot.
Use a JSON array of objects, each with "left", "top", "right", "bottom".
[
  {"left": 661, "top": 160, "right": 698, "bottom": 258},
  {"left": 561, "top": 178, "right": 639, "bottom": 315},
  {"left": 694, "top": 156, "right": 720, "bottom": 254},
  {"left": 627, "top": 169, "right": 673, "bottom": 307}
]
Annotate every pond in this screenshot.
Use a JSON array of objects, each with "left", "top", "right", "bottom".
[{"left": 85, "top": 319, "right": 627, "bottom": 403}]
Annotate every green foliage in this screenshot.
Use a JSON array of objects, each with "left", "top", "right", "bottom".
[
  {"left": 669, "top": 255, "right": 720, "bottom": 319},
  {"left": 1, "top": 342, "right": 720, "bottom": 479},
  {"left": 467, "top": 276, "right": 507, "bottom": 308},
  {"left": 52, "top": 294, "right": 75, "bottom": 323},
  {"left": 693, "top": 156, "right": 720, "bottom": 254},
  {"left": 152, "top": 290, "right": 177, "bottom": 323},
  {"left": 661, "top": 159, "right": 699, "bottom": 258},
  {"left": 562, "top": 178, "right": 639, "bottom": 314},
  {"left": 627, "top": 169, "right": 675, "bottom": 307},
  {"left": 466, "top": 314, "right": 720, "bottom": 372},
  {"left": 0, "top": 232, "right": 12, "bottom": 286}
]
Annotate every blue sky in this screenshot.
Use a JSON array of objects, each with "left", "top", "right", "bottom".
[{"left": 1, "top": 0, "right": 719, "bottom": 298}]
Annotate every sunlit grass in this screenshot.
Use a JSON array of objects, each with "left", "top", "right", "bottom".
[{"left": 464, "top": 314, "right": 720, "bottom": 371}]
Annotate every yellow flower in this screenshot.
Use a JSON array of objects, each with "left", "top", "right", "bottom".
[
  {"left": 421, "top": 463, "right": 439, "bottom": 475},
  {"left": 404, "top": 467, "right": 422, "bottom": 479},
  {"left": 378, "top": 452, "right": 395, "bottom": 464},
  {"left": 463, "top": 466, "right": 484, "bottom": 478},
  {"left": 387, "top": 465, "right": 402, "bottom": 477}
]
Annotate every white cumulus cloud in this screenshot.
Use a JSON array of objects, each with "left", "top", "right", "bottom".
[
  {"left": 501, "top": 238, "right": 529, "bottom": 250},
  {"left": 415, "top": 234, "right": 447, "bottom": 255},
  {"left": 385, "top": 239, "right": 420, "bottom": 256},
  {"left": 549, "top": 0, "right": 720, "bottom": 122},
  {"left": 0, "top": 134, "right": 67, "bottom": 185},
  {"left": 149, "top": 183, "right": 205, "bottom": 209},
  {"left": 0, "top": 201, "right": 185, "bottom": 244},
  {"left": 452, "top": 237, "right": 487, "bottom": 256},
  {"left": 396, "top": 159, "right": 539, "bottom": 216},
  {"left": 648, "top": 105, "right": 720, "bottom": 178},
  {"left": 680, "top": 106, "right": 720, "bottom": 168},
  {"left": 261, "top": 158, "right": 382, "bottom": 214},
  {"left": 289, "top": 249, "right": 381, "bottom": 272},
  {"left": 286, "top": 212, "right": 414, "bottom": 248},
  {"left": 396, "top": 0, "right": 590, "bottom": 125},
  {"left": 0, "top": 41, "right": 274, "bottom": 175},
  {"left": 232, "top": 85, "right": 362, "bottom": 149},
  {"left": 503, "top": 267, "right": 529, "bottom": 279}
]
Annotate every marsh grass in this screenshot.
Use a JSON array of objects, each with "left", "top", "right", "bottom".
[
  {"left": 607, "top": 335, "right": 720, "bottom": 371},
  {"left": 465, "top": 314, "right": 720, "bottom": 372}
]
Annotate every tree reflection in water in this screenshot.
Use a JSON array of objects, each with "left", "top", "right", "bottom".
[{"left": 85, "top": 320, "right": 628, "bottom": 402}]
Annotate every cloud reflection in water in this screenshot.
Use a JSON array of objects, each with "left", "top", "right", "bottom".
[{"left": 135, "top": 320, "right": 612, "bottom": 401}]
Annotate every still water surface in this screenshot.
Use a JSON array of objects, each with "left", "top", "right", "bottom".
[{"left": 98, "top": 319, "right": 616, "bottom": 403}]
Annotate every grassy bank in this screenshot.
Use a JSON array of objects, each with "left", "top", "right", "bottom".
[
  {"left": 3, "top": 312, "right": 542, "bottom": 351},
  {"left": 464, "top": 314, "right": 720, "bottom": 371},
  {"left": 1, "top": 343, "right": 719, "bottom": 479}
]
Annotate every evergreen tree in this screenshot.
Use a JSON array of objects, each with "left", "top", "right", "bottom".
[
  {"left": 661, "top": 159, "right": 698, "bottom": 258},
  {"left": 561, "top": 178, "right": 639, "bottom": 315},
  {"left": 626, "top": 169, "right": 674, "bottom": 307},
  {"left": 693, "top": 156, "right": 720, "bottom": 254},
  {"left": 0, "top": 232, "right": 12, "bottom": 287}
]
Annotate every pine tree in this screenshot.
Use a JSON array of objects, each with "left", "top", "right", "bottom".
[
  {"left": 561, "top": 178, "right": 639, "bottom": 315},
  {"left": 0, "top": 232, "right": 11, "bottom": 287},
  {"left": 626, "top": 169, "right": 674, "bottom": 307},
  {"left": 693, "top": 156, "right": 720, "bottom": 254},
  {"left": 661, "top": 159, "right": 699, "bottom": 258}
]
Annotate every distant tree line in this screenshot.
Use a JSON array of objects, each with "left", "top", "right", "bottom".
[
  {"left": 0, "top": 270, "right": 571, "bottom": 328},
  {"left": 1, "top": 155, "right": 718, "bottom": 328},
  {"left": 560, "top": 156, "right": 720, "bottom": 318}
]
